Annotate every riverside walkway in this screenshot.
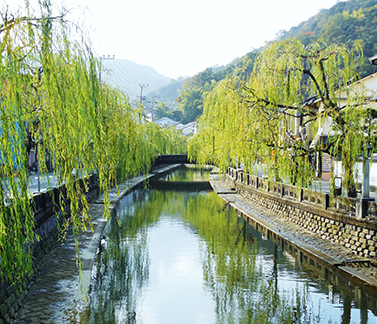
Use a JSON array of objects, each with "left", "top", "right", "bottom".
[
  {"left": 1, "top": 171, "right": 57, "bottom": 197},
  {"left": 209, "top": 168, "right": 377, "bottom": 288}
]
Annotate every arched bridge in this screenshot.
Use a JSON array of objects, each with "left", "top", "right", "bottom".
[{"left": 153, "top": 154, "right": 195, "bottom": 165}]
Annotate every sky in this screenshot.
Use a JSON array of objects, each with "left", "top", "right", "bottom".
[{"left": 4, "top": 0, "right": 340, "bottom": 79}]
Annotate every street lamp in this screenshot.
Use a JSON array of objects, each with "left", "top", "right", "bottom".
[
  {"left": 362, "top": 143, "right": 373, "bottom": 199},
  {"left": 358, "top": 143, "right": 374, "bottom": 218}
]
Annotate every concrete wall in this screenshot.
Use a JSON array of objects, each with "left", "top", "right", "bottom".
[
  {"left": 227, "top": 167, "right": 377, "bottom": 260},
  {"left": 0, "top": 175, "right": 99, "bottom": 324}
]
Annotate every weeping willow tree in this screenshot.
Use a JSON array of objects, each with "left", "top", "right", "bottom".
[
  {"left": 0, "top": 1, "right": 187, "bottom": 285},
  {"left": 189, "top": 39, "right": 376, "bottom": 195}
]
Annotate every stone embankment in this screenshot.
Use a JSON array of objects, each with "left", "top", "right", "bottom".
[
  {"left": 1, "top": 165, "right": 181, "bottom": 324},
  {"left": 210, "top": 167, "right": 377, "bottom": 288},
  {"left": 0, "top": 174, "right": 99, "bottom": 324}
]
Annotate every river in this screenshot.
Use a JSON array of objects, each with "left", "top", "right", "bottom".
[{"left": 76, "top": 167, "right": 377, "bottom": 323}]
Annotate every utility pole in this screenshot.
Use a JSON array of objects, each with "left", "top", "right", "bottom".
[
  {"left": 139, "top": 84, "right": 149, "bottom": 106},
  {"left": 99, "top": 55, "right": 115, "bottom": 83}
]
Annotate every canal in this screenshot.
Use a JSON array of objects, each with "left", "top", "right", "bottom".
[{"left": 76, "top": 166, "right": 377, "bottom": 323}]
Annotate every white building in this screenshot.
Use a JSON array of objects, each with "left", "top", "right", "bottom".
[
  {"left": 309, "top": 57, "right": 377, "bottom": 187},
  {"left": 153, "top": 117, "right": 196, "bottom": 136}
]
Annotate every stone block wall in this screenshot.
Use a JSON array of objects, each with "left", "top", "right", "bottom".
[
  {"left": 0, "top": 174, "right": 99, "bottom": 324},
  {"left": 226, "top": 168, "right": 377, "bottom": 260}
]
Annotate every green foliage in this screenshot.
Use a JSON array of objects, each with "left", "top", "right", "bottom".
[
  {"left": 0, "top": 1, "right": 187, "bottom": 285},
  {"left": 177, "top": 86, "right": 204, "bottom": 123},
  {"left": 153, "top": 101, "right": 183, "bottom": 121},
  {"left": 189, "top": 39, "right": 376, "bottom": 195},
  {"left": 176, "top": 63, "right": 248, "bottom": 124},
  {"left": 149, "top": 77, "right": 186, "bottom": 109},
  {"left": 147, "top": 123, "right": 188, "bottom": 155},
  {"left": 280, "top": 0, "right": 377, "bottom": 77}
]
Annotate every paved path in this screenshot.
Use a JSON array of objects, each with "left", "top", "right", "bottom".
[
  {"left": 1, "top": 172, "right": 58, "bottom": 199},
  {"left": 13, "top": 165, "right": 180, "bottom": 324},
  {"left": 210, "top": 170, "right": 377, "bottom": 288}
]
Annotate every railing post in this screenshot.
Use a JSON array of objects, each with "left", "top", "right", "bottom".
[
  {"left": 323, "top": 193, "right": 329, "bottom": 210},
  {"left": 298, "top": 188, "right": 303, "bottom": 202}
]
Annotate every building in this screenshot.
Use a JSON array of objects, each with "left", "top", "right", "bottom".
[
  {"left": 307, "top": 56, "right": 377, "bottom": 184},
  {"left": 153, "top": 117, "right": 196, "bottom": 136}
]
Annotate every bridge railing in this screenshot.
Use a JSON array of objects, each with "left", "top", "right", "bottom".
[{"left": 153, "top": 154, "right": 196, "bottom": 165}]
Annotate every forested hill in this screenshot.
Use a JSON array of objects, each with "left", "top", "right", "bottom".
[
  {"left": 175, "top": 0, "right": 377, "bottom": 124},
  {"left": 279, "top": 0, "right": 377, "bottom": 76}
]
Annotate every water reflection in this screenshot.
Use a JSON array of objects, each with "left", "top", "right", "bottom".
[
  {"left": 154, "top": 166, "right": 210, "bottom": 182},
  {"left": 77, "top": 169, "right": 377, "bottom": 323}
]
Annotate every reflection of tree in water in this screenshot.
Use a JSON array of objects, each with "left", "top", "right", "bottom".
[
  {"left": 78, "top": 189, "right": 186, "bottom": 323},
  {"left": 78, "top": 186, "right": 322, "bottom": 323},
  {"left": 160, "top": 167, "right": 210, "bottom": 182},
  {"left": 79, "top": 216, "right": 149, "bottom": 322},
  {"left": 184, "top": 192, "right": 320, "bottom": 323}
]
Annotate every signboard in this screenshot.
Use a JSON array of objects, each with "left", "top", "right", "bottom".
[
  {"left": 334, "top": 177, "right": 342, "bottom": 189},
  {"left": 322, "top": 153, "right": 332, "bottom": 172}
]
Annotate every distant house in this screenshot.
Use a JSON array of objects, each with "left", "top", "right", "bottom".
[
  {"left": 370, "top": 54, "right": 377, "bottom": 66},
  {"left": 154, "top": 117, "right": 180, "bottom": 128},
  {"left": 180, "top": 122, "right": 196, "bottom": 136},
  {"left": 153, "top": 117, "right": 196, "bottom": 136},
  {"left": 174, "top": 123, "right": 185, "bottom": 130}
]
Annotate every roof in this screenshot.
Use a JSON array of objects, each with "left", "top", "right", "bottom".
[
  {"left": 154, "top": 117, "right": 180, "bottom": 127},
  {"left": 369, "top": 55, "right": 377, "bottom": 65},
  {"left": 181, "top": 122, "right": 196, "bottom": 136},
  {"left": 153, "top": 117, "right": 197, "bottom": 136}
]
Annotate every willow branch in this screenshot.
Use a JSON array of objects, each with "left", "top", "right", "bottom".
[{"left": 0, "top": 15, "right": 66, "bottom": 34}]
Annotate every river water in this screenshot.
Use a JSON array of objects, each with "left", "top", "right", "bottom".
[{"left": 76, "top": 167, "right": 377, "bottom": 323}]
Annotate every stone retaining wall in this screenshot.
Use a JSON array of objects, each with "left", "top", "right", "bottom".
[
  {"left": 226, "top": 167, "right": 377, "bottom": 260},
  {"left": 0, "top": 175, "right": 99, "bottom": 324}
]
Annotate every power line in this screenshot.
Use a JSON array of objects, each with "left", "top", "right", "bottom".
[
  {"left": 113, "top": 59, "right": 141, "bottom": 85},
  {"left": 100, "top": 57, "right": 157, "bottom": 104},
  {"left": 111, "top": 60, "right": 140, "bottom": 85},
  {"left": 102, "top": 60, "right": 136, "bottom": 85},
  {"left": 103, "top": 69, "right": 138, "bottom": 96},
  {"left": 100, "top": 56, "right": 140, "bottom": 97},
  {"left": 139, "top": 84, "right": 149, "bottom": 106}
]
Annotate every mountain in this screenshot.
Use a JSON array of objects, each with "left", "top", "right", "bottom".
[
  {"left": 278, "top": 0, "right": 377, "bottom": 77},
  {"left": 145, "top": 77, "right": 186, "bottom": 109},
  {"left": 175, "top": 0, "right": 377, "bottom": 123},
  {"left": 100, "top": 58, "right": 172, "bottom": 103}
]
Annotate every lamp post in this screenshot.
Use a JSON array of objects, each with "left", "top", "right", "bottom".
[
  {"left": 362, "top": 143, "right": 373, "bottom": 199},
  {"left": 358, "top": 143, "right": 374, "bottom": 218}
]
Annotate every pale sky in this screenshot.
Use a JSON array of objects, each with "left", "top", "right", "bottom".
[{"left": 4, "top": 0, "right": 340, "bottom": 79}]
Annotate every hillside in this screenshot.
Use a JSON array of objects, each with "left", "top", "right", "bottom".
[
  {"left": 279, "top": 0, "right": 377, "bottom": 76},
  {"left": 145, "top": 77, "right": 186, "bottom": 110},
  {"left": 101, "top": 58, "right": 172, "bottom": 103},
  {"left": 175, "top": 0, "right": 377, "bottom": 124}
]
